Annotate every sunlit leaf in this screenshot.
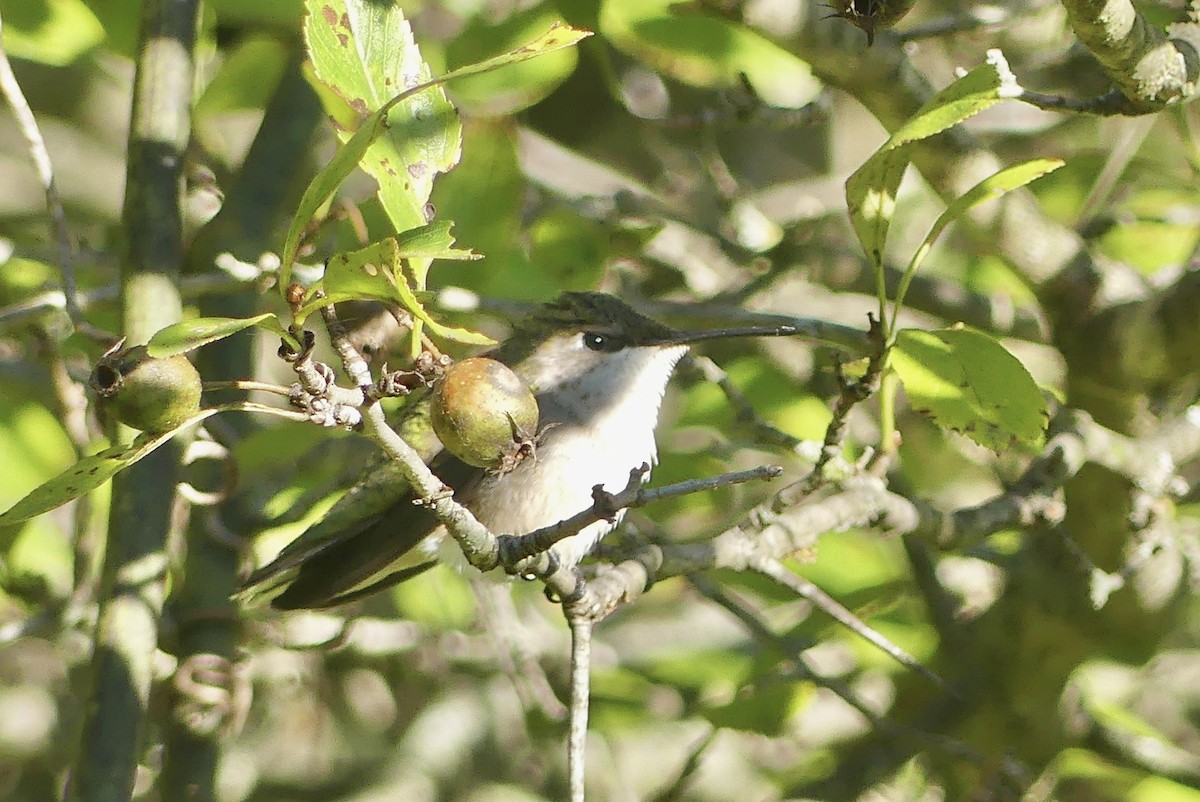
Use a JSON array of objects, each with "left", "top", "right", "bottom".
[
  {"left": 0, "top": 409, "right": 218, "bottom": 526},
  {"left": 147, "top": 314, "right": 295, "bottom": 357},
  {"left": 600, "top": 0, "right": 819, "bottom": 108},
  {"left": 891, "top": 327, "right": 1046, "bottom": 451},
  {"left": 278, "top": 104, "right": 391, "bottom": 289},
  {"left": 845, "top": 57, "right": 1006, "bottom": 269},
  {"left": 890, "top": 159, "right": 1064, "bottom": 329},
  {"left": 297, "top": 239, "right": 406, "bottom": 318},
  {"left": 1127, "top": 776, "right": 1200, "bottom": 802},
  {"left": 304, "top": 0, "right": 461, "bottom": 236},
  {"left": 0, "top": 0, "right": 104, "bottom": 66},
  {"left": 294, "top": 228, "right": 478, "bottom": 319},
  {"left": 389, "top": 261, "right": 496, "bottom": 345},
  {"left": 0, "top": 403, "right": 307, "bottom": 526},
  {"left": 394, "top": 221, "right": 480, "bottom": 261},
  {"left": 296, "top": 237, "right": 495, "bottom": 345},
  {"left": 280, "top": 10, "right": 591, "bottom": 291},
  {"left": 940, "top": 158, "right": 1065, "bottom": 229}
]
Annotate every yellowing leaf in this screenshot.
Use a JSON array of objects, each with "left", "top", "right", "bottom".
[{"left": 892, "top": 327, "right": 1046, "bottom": 452}]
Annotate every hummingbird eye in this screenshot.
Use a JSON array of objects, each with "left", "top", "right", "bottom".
[{"left": 582, "top": 331, "right": 625, "bottom": 353}]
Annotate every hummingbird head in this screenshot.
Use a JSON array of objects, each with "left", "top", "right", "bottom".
[
  {"left": 494, "top": 292, "right": 685, "bottom": 401},
  {"left": 494, "top": 292, "right": 795, "bottom": 415}
]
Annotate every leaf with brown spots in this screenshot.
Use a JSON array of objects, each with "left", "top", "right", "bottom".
[
  {"left": 0, "top": 404, "right": 311, "bottom": 526},
  {"left": 0, "top": 409, "right": 218, "bottom": 526}
]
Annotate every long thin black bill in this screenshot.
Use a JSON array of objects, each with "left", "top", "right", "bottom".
[{"left": 648, "top": 324, "right": 798, "bottom": 346}]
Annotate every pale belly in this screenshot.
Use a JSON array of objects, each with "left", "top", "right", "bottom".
[{"left": 467, "top": 420, "right": 657, "bottom": 568}]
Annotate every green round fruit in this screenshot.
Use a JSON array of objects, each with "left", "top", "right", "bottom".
[
  {"left": 90, "top": 345, "right": 202, "bottom": 433},
  {"left": 830, "top": 0, "right": 916, "bottom": 44},
  {"left": 430, "top": 357, "right": 539, "bottom": 472}
]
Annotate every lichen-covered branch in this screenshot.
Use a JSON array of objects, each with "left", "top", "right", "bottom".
[
  {"left": 67, "top": 2, "right": 200, "bottom": 801},
  {"left": 1062, "top": 0, "right": 1200, "bottom": 112},
  {"left": 160, "top": 53, "right": 322, "bottom": 802}
]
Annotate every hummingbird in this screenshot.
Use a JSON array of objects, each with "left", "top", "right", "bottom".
[{"left": 240, "top": 292, "right": 793, "bottom": 609}]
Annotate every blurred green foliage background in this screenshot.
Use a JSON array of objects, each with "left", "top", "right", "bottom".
[{"left": 3, "top": 0, "right": 1200, "bottom": 800}]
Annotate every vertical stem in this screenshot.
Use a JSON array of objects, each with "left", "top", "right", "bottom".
[
  {"left": 878, "top": 365, "right": 898, "bottom": 456},
  {"left": 567, "top": 613, "right": 593, "bottom": 802},
  {"left": 66, "top": 3, "right": 199, "bottom": 802},
  {"left": 160, "top": 55, "right": 322, "bottom": 802}
]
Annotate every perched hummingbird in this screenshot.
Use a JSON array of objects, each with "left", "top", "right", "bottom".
[{"left": 240, "top": 292, "right": 792, "bottom": 609}]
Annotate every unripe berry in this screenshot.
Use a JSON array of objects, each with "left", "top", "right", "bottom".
[
  {"left": 830, "top": 0, "right": 917, "bottom": 45},
  {"left": 90, "top": 345, "right": 202, "bottom": 433},
  {"left": 430, "top": 357, "right": 538, "bottom": 473}
]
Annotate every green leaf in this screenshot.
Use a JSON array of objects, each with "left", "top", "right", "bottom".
[
  {"left": 293, "top": 232, "right": 474, "bottom": 319},
  {"left": 446, "top": 6, "right": 580, "bottom": 117},
  {"left": 278, "top": 106, "right": 391, "bottom": 290},
  {"left": 0, "top": 409, "right": 218, "bottom": 526},
  {"left": 389, "top": 259, "right": 497, "bottom": 346},
  {"left": 1128, "top": 776, "right": 1200, "bottom": 802},
  {"left": 845, "top": 56, "right": 1006, "bottom": 269},
  {"left": 279, "top": 11, "right": 591, "bottom": 290},
  {"left": 600, "top": 0, "right": 819, "bottom": 108},
  {"left": 394, "top": 221, "right": 481, "bottom": 261},
  {"left": 0, "top": 402, "right": 308, "bottom": 526},
  {"left": 299, "top": 239, "right": 406, "bottom": 317},
  {"left": 0, "top": 399, "right": 79, "bottom": 553},
  {"left": 891, "top": 327, "right": 1046, "bottom": 452},
  {"left": 0, "top": 0, "right": 104, "bottom": 66},
  {"left": 939, "top": 158, "right": 1065, "bottom": 231},
  {"left": 297, "top": 237, "right": 495, "bottom": 345},
  {"left": 890, "top": 158, "right": 1064, "bottom": 332},
  {"left": 304, "top": 0, "right": 462, "bottom": 236},
  {"left": 147, "top": 314, "right": 294, "bottom": 357}
]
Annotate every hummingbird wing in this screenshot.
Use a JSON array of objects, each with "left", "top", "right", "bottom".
[{"left": 238, "top": 449, "right": 477, "bottom": 610}]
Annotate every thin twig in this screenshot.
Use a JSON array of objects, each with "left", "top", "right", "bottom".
[
  {"left": 912, "top": 407, "right": 1189, "bottom": 552},
  {"left": 500, "top": 463, "right": 784, "bottom": 566},
  {"left": 319, "top": 302, "right": 373, "bottom": 388},
  {"left": 202, "top": 379, "right": 294, "bottom": 397},
  {"left": 0, "top": 272, "right": 254, "bottom": 330},
  {"left": 777, "top": 313, "right": 886, "bottom": 506},
  {"left": 568, "top": 475, "right": 919, "bottom": 626},
  {"left": 689, "top": 576, "right": 1028, "bottom": 785},
  {"left": 471, "top": 577, "right": 567, "bottom": 720},
  {"left": 689, "top": 575, "right": 882, "bottom": 723},
  {"left": 1074, "top": 116, "right": 1155, "bottom": 227},
  {"left": 566, "top": 611, "right": 592, "bottom": 802},
  {"left": 751, "top": 556, "right": 948, "bottom": 690},
  {"left": 682, "top": 354, "right": 810, "bottom": 454},
  {"left": 312, "top": 299, "right": 500, "bottom": 566},
  {"left": 0, "top": 15, "right": 108, "bottom": 341}
]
